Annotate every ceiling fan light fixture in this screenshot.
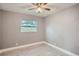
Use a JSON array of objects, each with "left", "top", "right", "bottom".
[{"left": 36, "top": 7, "right": 42, "bottom": 13}]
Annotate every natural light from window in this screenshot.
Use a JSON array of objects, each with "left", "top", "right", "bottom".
[{"left": 21, "top": 20, "right": 37, "bottom": 32}]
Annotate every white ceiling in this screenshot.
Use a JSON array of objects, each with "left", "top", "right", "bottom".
[{"left": 0, "top": 3, "right": 77, "bottom": 17}]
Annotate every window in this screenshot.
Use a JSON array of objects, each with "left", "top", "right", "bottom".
[{"left": 21, "top": 20, "right": 37, "bottom": 32}]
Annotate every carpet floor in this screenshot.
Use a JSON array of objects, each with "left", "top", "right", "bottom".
[{"left": 0, "top": 43, "right": 69, "bottom": 56}]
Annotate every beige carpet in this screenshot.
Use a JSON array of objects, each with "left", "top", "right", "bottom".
[{"left": 0, "top": 43, "right": 69, "bottom": 56}]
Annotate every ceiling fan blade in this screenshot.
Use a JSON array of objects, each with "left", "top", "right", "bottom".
[
  {"left": 39, "top": 3, "right": 42, "bottom": 5},
  {"left": 32, "top": 3, "right": 39, "bottom": 6},
  {"left": 43, "top": 3, "right": 47, "bottom": 5},
  {"left": 32, "top": 3, "right": 36, "bottom": 5},
  {"left": 44, "top": 8, "right": 51, "bottom": 11},
  {"left": 37, "top": 3, "right": 40, "bottom": 5}
]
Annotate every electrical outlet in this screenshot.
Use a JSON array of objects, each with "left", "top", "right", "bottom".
[{"left": 16, "top": 43, "right": 19, "bottom": 45}]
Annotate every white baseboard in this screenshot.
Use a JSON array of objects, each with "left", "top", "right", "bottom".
[
  {"left": 43, "top": 42, "right": 78, "bottom": 56},
  {"left": 0, "top": 41, "right": 45, "bottom": 53},
  {"left": 0, "top": 41, "right": 78, "bottom": 56}
]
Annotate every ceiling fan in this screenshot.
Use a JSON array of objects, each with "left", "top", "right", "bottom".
[
  {"left": 23, "top": 3, "right": 51, "bottom": 13},
  {"left": 29, "top": 3, "right": 51, "bottom": 13}
]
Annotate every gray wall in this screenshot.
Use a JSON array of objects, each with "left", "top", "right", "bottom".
[
  {"left": 1, "top": 10, "right": 45, "bottom": 49},
  {"left": 0, "top": 10, "right": 2, "bottom": 49},
  {"left": 45, "top": 4, "right": 79, "bottom": 55}
]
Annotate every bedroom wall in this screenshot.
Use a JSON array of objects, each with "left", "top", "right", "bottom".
[
  {"left": 45, "top": 4, "right": 79, "bottom": 55},
  {"left": 1, "top": 10, "right": 45, "bottom": 49},
  {"left": 0, "top": 10, "right": 2, "bottom": 49}
]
